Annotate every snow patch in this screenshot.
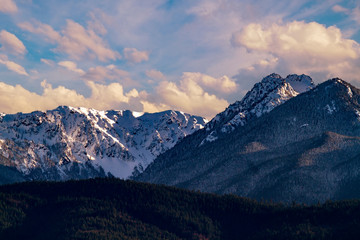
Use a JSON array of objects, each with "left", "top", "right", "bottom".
[
  {"left": 355, "top": 109, "right": 360, "bottom": 121},
  {"left": 132, "top": 111, "right": 144, "bottom": 118},
  {"left": 347, "top": 86, "right": 353, "bottom": 98},
  {"left": 325, "top": 101, "right": 336, "bottom": 114}
]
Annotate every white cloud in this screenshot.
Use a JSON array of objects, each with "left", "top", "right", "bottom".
[
  {"left": 233, "top": 21, "right": 359, "bottom": 60},
  {"left": 0, "top": 80, "right": 143, "bottom": 114},
  {"left": 18, "top": 19, "right": 120, "bottom": 62},
  {"left": 181, "top": 72, "right": 237, "bottom": 94},
  {"left": 0, "top": 54, "right": 28, "bottom": 76},
  {"left": 232, "top": 21, "right": 360, "bottom": 81},
  {"left": 58, "top": 61, "right": 85, "bottom": 75},
  {"left": 0, "top": 71, "right": 230, "bottom": 118},
  {"left": 85, "top": 81, "right": 136, "bottom": 109},
  {"left": 147, "top": 75, "right": 229, "bottom": 118},
  {"left": 0, "top": 30, "right": 26, "bottom": 55},
  {"left": 124, "top": 48, "right": 149, "bottom": 63},
  {"left": 0, "top": 0, "right": 17, "bottom": 13}
]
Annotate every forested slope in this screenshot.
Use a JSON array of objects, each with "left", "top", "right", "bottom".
[{"left": 1, "top": 178, "right": 360, "bottom": 239}]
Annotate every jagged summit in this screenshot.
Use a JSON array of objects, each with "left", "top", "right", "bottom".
[
  {"left": 285, "top": 74, "right": 314, "bottom": 93},
  {"left": 202, "top": 73, "right": 315, "bottom": 144},
  {"left": 0, "top": 106, "right": 206, "bottom": 182}
]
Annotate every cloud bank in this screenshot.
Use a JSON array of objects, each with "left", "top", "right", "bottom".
[
  {"left": 0, "top": 72, "right": 233, "bottom": 119},
  {"left": 232, "top": 21, "right": 360, "bottom": 81}
]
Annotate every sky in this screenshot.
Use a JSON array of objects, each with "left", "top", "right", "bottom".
[{"left": 0, "top": 0, "right": 359, "bottom": 119}]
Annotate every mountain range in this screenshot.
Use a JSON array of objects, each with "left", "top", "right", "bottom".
[
  {"left": 3, "top": 72, "right": 360, "bottom": 204},
  {"left": 137, "top": 75, "right": 360, "bottom": 203},
  {"left": 0, "top": 106, "right": 206, "bottom": 183}
]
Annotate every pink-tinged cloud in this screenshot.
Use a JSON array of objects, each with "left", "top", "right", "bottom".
[
  {"left": 146, "top": 69, "right": 166, "bottom": 80},
  {"left": 124, "top": 48, "right": 149, "bottom": 63},
  {"left": 58, "top": 61, "right": 85, "bottom": 75},
  {"left": 18, "top": 21, "right": 61, "bottom": 43},
  {"left": 232, "top": 21, "right": 359, "bottom": 60},
  {"left": 232, "top": 21, "right": 360, "bottom": 81},
  {"left": 18, "top": 20, "right": 120, "bottom": 62},
  {"left": 0, "top": 80, "right": 142, "bottom": 114},
  {"left": 40, "top": 58, "right": 55, "bottom": 66},
  {"left": 181, "top": 72, "right": 237, "bottom": 94},
  {"left": 0, "top": 30, "right": 27, "bottom": 55},
  {"left": 332, "top": 5, "right": 349, "bottom": 13},
  {"left": 144, "top": 74, "right": 229, "bottom": 118},
  {"left": 0, "top": 0, "right": 17, "bottom": 13},
  {"left": 82, "top": 65, "right": 130, "bottom": 83},
  {"left": 0, "top": 54, "right": 28, "bottom": 76}
]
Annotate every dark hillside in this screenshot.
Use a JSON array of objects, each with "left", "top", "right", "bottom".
[{"left": 1, "top": 178, "right": 360, "bottom": 239}]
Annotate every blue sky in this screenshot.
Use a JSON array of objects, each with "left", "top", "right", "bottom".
[{"left": 0, "top": 0, "right": 359, "bottom": 118}]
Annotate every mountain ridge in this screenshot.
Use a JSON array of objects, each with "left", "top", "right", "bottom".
[
  {"left": 137, "top": 78, "right": 360, "bottom": 203},
  {"left": 0, "top": 106, "right": 207, "bottom": 182},
  {"left": 202, "top": 73, "right": 314, "bottom": 144}
]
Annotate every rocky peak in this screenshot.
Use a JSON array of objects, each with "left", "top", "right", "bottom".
[
  {"left": 285, "top": 74, "right": 315, "bottom": 93},
  {"left": 202, "top": 73, "right": 314, "bottom": 144}
]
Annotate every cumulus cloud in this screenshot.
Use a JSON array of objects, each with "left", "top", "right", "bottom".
[
  {"left": 181, "top": 72, "right": 237, "bottom": 94},
  {"left": 0, "top": 30, "right": 26, "bottom": 55},
  {"left": 85, "top": 81, "right": 138, "bottom": 110},
  {"left": 0, "top": 0, "right": 17, "bottom": 13},
  {"left": 124, "top": 48, "right": 149, "bottom": 63},
  {"left": 18, "top": 19, "right": 120, "bottom": 62},
  {"left": 147, "top": 74, "right": 230, "bottom": 118},
  {"left": 232, "top": 21, "right": 358, "bottom": 60},
  {"left": 232, "top": 21, "right": 360, "bottom": 81},
  {"left": 0, "top": 80, "right": 143, "bottom": 114},
  {"left": 0, "top": 71, "right": 230, "bottom": 118},
  {"left": 0, "top": 54, "right": 28, "bottom": 76},
  {"left": 58, "top": 61, "right": 85, "bottom": 75}
]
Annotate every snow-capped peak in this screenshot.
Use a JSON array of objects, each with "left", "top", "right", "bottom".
[
  {"left": 0, "top": 106, "right": 207, "bottom": 180},
  {"left": 201, "top": 73, "right": 314, "bottom": 144}
]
